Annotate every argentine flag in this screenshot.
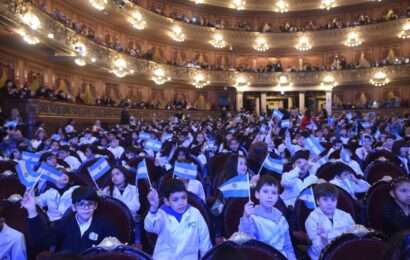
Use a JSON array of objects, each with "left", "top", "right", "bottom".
[
  {"left": 161, "top": 133, "right": 173, "bottom": 143},
  {"left": 22, "top": 151, "right": 40, "bottom": 163},
  {"left": 139, "top": 132, "right": 151, "bottom": 141},
  {"left": 16, "top": 161, "right": 39, "bottom": 188},
  {"left": 219, "top": 175, "right": 250, "bottom": 198},
  {"left": 272, "top": 110, "right": 284, "bottom": 120},
  {"left": 135, "top": 159, "right": 149, "bottom": 180},
  {"left": 37, "top": 163, "right": 63, "bottom": 185},
  {"left": 144, "top": 139, "right": 162, "bottom": 152},
  {"left": 340, "top": 148, "right": 351, "bottom": 162},
  {"left": 281, "top": 119, "right": 290, "bottom": 129},
  {"left": 263, "top": 156, "right": 284, "bottom": 174},
  {"left": 304, "top": 137, "right": 325, "bottom": 156},
  {"left": 87, "top": 158, "right": 111, "bottom": 181},
  {"left": 4, "top": 120, "right": 17, "bottom": 128},
  {"left": 173, "top": 162, "right": 198, "bottom": 180},
  {"left": 299, "top": 186, "right": 316, "bottom": 209}
]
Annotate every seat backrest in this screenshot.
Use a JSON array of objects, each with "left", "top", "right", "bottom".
[
  {"left": 0, "top": 175, "right": 25, "bottom": 200},
  {"left": 81, "top": 245, "right": 153, "bottom": 260},
  {"left": 316, "top": 162, "right": 355, "bottom": 181},
  {"left": 320, "top": 233, "right": 388, "bottom": 260},
  {"left": 363, "top": 150, "right": 401, "bottom": 170},
  {"left": 365, "top": 181, "right": 391, "bottom": 231},
  {"left": 294, "top": 184, "right": 357, "bottom": 232},
  {"left": 365, "top": 161, "right": 405, "bottom": 184},
  {"left": 0, "top": 160, "right": 17, "bottom": 173}
]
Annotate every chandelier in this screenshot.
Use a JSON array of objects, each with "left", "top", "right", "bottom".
[
  {"left": 170, "top": 26, "right": 185, "bottom": 42},
  {"left": 89, "top": 0, "right": 108, "bottom": 11},
  {"left": 253, "top": 37, "right": 269, "bottom": 52},
  {"left": 344, "top": 32, "right": 362, "bottom": 47},
  {"left": 73, "top": 42, "right": 87, "bottom": 57},
  {"left": 398, "top": 23, "right": 410, "bottom": 39},
  {"left": 111, "top": 57, "right": 134, "bottom": 78},
  {"left": 17, "top": 29, "right": 39, "bottom": 45},
  {"left": 274, "top": 0, "right": 289, "bottom": 13},
  {"left": 128, "top": 11, "right": 146, "bottom": 30},
  {"left": 320, "top": 75, "right": 338, "bottom": 88},
  {"left": 276, "top": 75, "right": 293, "bottom": 87},
  {"left": 20, "top": 11, "right": 41, "bottom": 31},
  {"left": 295, "top": 36, "right": 312, "bottom": 51},
  {"left": 152, "top": 67, "right": 171, "bottom": 85},
  {"left": 190, "top": 0, "right": 204, "bottom": 3},
  {"left": 320, "top": 0, "right": 335, "bottom": 10},
  {"left": 192, "top": 72, "right": 210, "bottom": 88},
  {"left": 210, "top": 33, "right": 226, "bottom": 48},
  {"left": 370, "top": 71, "right": 390, "bottom": 86},
  {"left": 74, "top": 58, "right": 87, "bottom": 67},
  {"left": 231, "top": 0, "right": 246, "bottom": 10},
  {"left": 233, "top": 75, "right": 250, "bottom": 89}
]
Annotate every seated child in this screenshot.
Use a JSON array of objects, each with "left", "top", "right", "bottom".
[
  {"left": 239, "top": 175, "right": 296, "bottom": 260},
  {"left": 0, "top": 205, "right": 27, "bottom": 260},
  {"left": 330, "top": 168, "right": 370, "bottom": 199},
  {"left": 144, "top": 179, "right": 212, "bottom": 260},
  {"left": 305, "top": 183, "right": 356, "bottom": 260}
]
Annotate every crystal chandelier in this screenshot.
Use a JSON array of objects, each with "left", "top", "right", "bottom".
[
  {"left": 253, "top": 37, "right": 269, "bottom": 52},
  {"left": 73, "top": 42, "right": 87, "bottom": 57},
  {"left": 74, "top": 58, "right": 87, "bottom": 67},
  {"left": 128, "top": 11, "right": 146, "bottom": 30},
  {"left": 295, "top": 36, "right": 312, "bottom": 51},
  {"left": 398, "top": 23, "right": 410, "bottom": 39},
  {"left": 276, "top": 75, "right": 293, "bottom": 87},
  {"left": 370, "top": 71, "right": 390, "bottom": 86},
  {"left": 192, "top": 72, "right": 210, "bottom": 88},
  {"left": 274, "top": 0, "right": 289, "bottom": 13},
  {"left": 89, "top": 0, "right": 108, "bottom": 11},
  {"left": 170, "top": 26, "right": 185, "bottom": 42},
  {"left": 152, "top": 67, "right": 171, "bottom": 85},
  {"left": 344, "top": 32, "right": 362, "bottom": 47},
  {"left": 111, "top": 57, "right": 134, "bottom": 78},
  {"left": 231, "top": 0, "right": 246, "bottom": 10},
  {"left": 320, "top": 75, "right": 338, "bottom": 88},
  {"left": 210, "top": 33, "right": 226, "bottom": 48},
  {"left": 320, "top": 0, "right": 335, "bottom": 10},
  {"left": 17, "top": 29, "right": 39, "bottom": 45},
  {"left": 20, "top": 11, "right": 41, "bottom": 31},
  {"left": 233, "top": 75, "right": 250, "bottom": 89}
]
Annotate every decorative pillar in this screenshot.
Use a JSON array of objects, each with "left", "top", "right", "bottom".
[
  {"left": 288, "top": 97, "right": 293, "bottom": 109},
  {"left": 298, "top": 92, "right": 305, "bottom": 113},
  {"left": 260, "top": 93, "right": 267, "bottom": 114},
  {"left": 255, "top": 97, "right": 260, "bottom": 116},
  {"left": 325, "top": 91, "right": 332, "bottom": 115},
  {"left": 236, "top": 91, "right": 244, "bottom": 112}
]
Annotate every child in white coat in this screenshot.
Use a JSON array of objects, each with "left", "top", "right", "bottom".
[{"left": 144, "top": 179, "right": 212, "bottom": 260}]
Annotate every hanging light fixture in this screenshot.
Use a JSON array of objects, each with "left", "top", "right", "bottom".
[
  {"left": 274, "top": 0, "right": 289, "bottom": 13},
  {"left": 253, "top": 37, "right": 269, "bottom": 52},
  {"left": 398, "top": 23, "right": 410, "bottom": 39},
  {"left": 344, "top": 32, "right": 362, "bottom": 47},
  {"left": 20, "top": 11, "right": 41, "bottom": 31},
  {"left": 370, "top": 71, "right": 390, "bottom": 86},
  {"left": 233, "top": 74, "right": 250, "bottom": 89},
  {"left": 89, "top": 0, "right": 108, "bottom": 11},
  {"left": 276, "top": 75, "right": 293, "bottom": 87},
  {"left": 170, "top": 26, "right": 185, "bottom": 42},
  {"left": 320, "top": 75, "right": 338, "bottom": 88},
  {"left": 190, "top": 0, "right": 204, "bottom": 3},
  {"left": 17, "top": 29, "right": 39, "bottom": 45},
  {"left": 231, "top": 0, "right": 246, "bottom": 10},
  {"left": 73, "top": 42, "right": 87, "bottom": 57},
  {"left": 210, "top": 33, "right": 227, "bottom": 48},
  {"left": 295, "top": 35, "right": 312, "bottom": 51},
  {"left": 74, "top": 58, "right": 87, "bottom": 67},
  {"left": 320, "top": 0, "right": 335, "bottom": 10},
  {"left": 128, "top": 11, "right": 146, "bottom": 30},
  {"left": 111, "top": 57, "right": 134, "bottom": 78},
  {"left": 152, "top": 67, "right": 171, "bottom": 85},
  {"left": 192, "top": 72, "right": 210, "bottom": 89}
]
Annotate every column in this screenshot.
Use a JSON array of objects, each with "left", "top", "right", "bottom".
[
  {"left": 260, "top": 93, "right": 267, "bottom": 114},
  {"left": 298, "top": 92, "right": 305, "bottom": 113},
  {"left": 288, "top": 97, "right": 293, "bottom": 109},
  {"left": 325, "top": 91, "right": 332, "bottom": 115},
  {"left": 255, "top": 97, "right": 260, "bottom": 116},
  {"left": 236, "top": 91, "right": 244, "bottom": 112}
]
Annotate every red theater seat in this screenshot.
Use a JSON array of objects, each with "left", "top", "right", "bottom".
[{"left": 365, "top": 160, "right": 405, "bottom": 184}]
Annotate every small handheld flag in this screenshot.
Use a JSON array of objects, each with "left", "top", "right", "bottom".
[
  {"left": 37, "top": 163, "right": 63, "bottom": 185},
  {"left": 281, "top": 119, "right": 290, "bottom": 129},
  {"left": 144, "top": 139, "right": 162, "bottom": 152},
  {"left": 272, "top": 109, "right": 284, "bottom": 120},
  {"left": 134, "top": 159, "right": 152, "bottom": 187},
  {"left": 340, "top": 148, "right": 351, "bottom": 162},
  {"left": 304, "top": 137, "right": 325, "bottom": 156},
  {"left": 22, "top": 152, "right": 40, "bottom": 163},
  {"left": 173, "top": 162, "right": 198, "bottom": 180},
  {"left": 299, "top": 187, "right": 316, "bottom": 209},
  {"left": 87, "top": 158, "right": 111, "bottom": 182},
  {"left": 16, "top": 161, "right": 40, "bottom": 188},
  {"left": 139, "top": 132, "right": 151, "bottom": 141},
  {"left": 263, "top": 156, "right": 284, "bottom": 174},
  {"left": 218, "top": 175, "right": 250, "bottom": 198}
]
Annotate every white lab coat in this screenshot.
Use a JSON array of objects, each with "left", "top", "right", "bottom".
[
  {"left": 0, "top": 224, "right": 27, "bottom": 260},
  {"left": 305, "top": 208, "right": 355, "bottom": 260},
  {"left": 64, "top": 155, "right": 81, "bottom": 171},
  {"left": 330, "top": 177, "right": 370, "bottom": 199},
  {"left": 280, "top": 168, "right": 319, "bottom": 207},
  {"left": 107, "top": 146, "right": 125, "bottom": 159},
  {"left": 37, "top": 185, "right": 79, "bottom": 221},
  {"left": 144, "top": 206, "right": 212, "bottom": 260},
  {"left": 103, "top": 184, "right": 140, "bottom": 217},
  {"left": 187, "top": 179, "right": 206, "bottom": 202}
]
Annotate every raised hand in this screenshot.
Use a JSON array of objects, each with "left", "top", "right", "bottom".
[
  {"left": 20, "top": 189, "right": 38, "bottom": 218},
  {"left": 147, "top": 188, "right": 160, "bottom": 212},
  {"left": 243, "top": 201, "right": 255, "bottom": 217}
]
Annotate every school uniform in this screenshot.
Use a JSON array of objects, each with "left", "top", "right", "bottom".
[
  {"left": 330, "top": 177, "right": 370, "bottom": 199},
  {"left": 382, "top": 197, "right": 410, "bottom": 236},
  {"left": 280, "top": 168, "right": 318, "bottom": 207},
  {"left": 107, "top": 146, "right": 125, "bottom": 160},
  {"left": 0, "top": 224, "right": 27, "bottom": 260},
  {"left": 36, "top": 186, "right": 79, "bottom": 221},
  {"left": 187, "top": 179, "right": 206, "bottom": 202},
  {"left": 305, "top": 208, "right": 355, "bottom": 260},
  {"left": 79, "top": 136, "right": 97, "bottom": 145},
  {"left": 339, "top": 159, "right": 364, "bottom": 176},
  {"left": 144, "top": 205, "right": 212, "bottom": 260},
  {"left": 63, "top": 155, "right": 81, "bottom": 171},
  {"left": 103, "top": 184, "right": 140, "bottom": 217},
  {"left": 27, "top": 213, "right": 118, "bottom": 253},
  {"left": 239, "top": 206, "right": 296, "bottom": 260}
]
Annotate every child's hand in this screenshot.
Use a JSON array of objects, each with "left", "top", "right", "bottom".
[
  {"left": 317, "top": 225, "right": 329, "bottom": 243},
  {"left": 21, "top": 189, "right": 37, "bottom": 218},
  {"left": 244, "top": 201, "right": 255, "bottom": 217},
  {"left": 147, "top": 189, "right": 160, "bottom": 212}
]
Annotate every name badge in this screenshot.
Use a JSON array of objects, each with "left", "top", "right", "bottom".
[{"left": 89, "top": 232, "right": 99, "bottom": 241}]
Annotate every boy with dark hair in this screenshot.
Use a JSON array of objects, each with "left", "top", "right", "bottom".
[
  {"left": 0, "top": 204, "right": 27, "bottom": 259},
  {"left": 305, "top": 183, "right": 356, "bottom": 260},
  {"left": 144, "top": 179, "right": 212, "bottom": 260},
  {"left": 239, "top": 175, "right": 296, "bottom": 260},
  {"left": 21, "top": 186, "right": 118, "bottom": 253}
]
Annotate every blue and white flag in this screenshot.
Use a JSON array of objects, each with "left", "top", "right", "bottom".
[
  {"left": 87, "top": 158, "right": 111, "bottom": 181},
  {"left": 22, "top": 151, "right": 40, "bottom": 163},
  {"left": 341, "top": 148, "right": 351, "bottom": 162},
  {"left": 316, "top": 156, "right": 328, "bottom": 166},
  {"left": 361, "top": 121, "right": 372, "bottom": 129},
  {"left": 173, "top": 162, "right": 198, "bottom": 180},
  {"left": 263, "top": 156, "right": 284, "bottom": 174},
  {"left": 304, "top": 137, "right": 325, "bottom": 156},
  {"left": 135, "top": 159, "right": 149, "bottom": 180},
  {"left": 374, "top": 128, "right": 381, "bottom": 140},
  {"left": 139, "top": 132, "right": 151, "bottom": 141},
  {"left": 37, "top": 163, "right": 63, "bottom": 185},
  {"left": 218, "top": 175, "right": 250, "bottom": 198},
  {"left": 161, "top": 133, "right": 173, "bottom": 143},
  {"left": 272, "top": 110, "right": 284, "bottom": 120},
  {"left": 281, "top": 119, "right": 290, "bottom": 129},
  {"left": 307, "top": 121, "right": 318, "bottom": 131},
  {"left": 144, "top": 139, "right": 162, "bottom": 152},
  {"left": 4, "top": 120, "right": 17, "bottom": 128},
  {"left": 299, "top": 187, "right": 316, "bottom": 209},
  {"left": 16, "top": 161, "right": 39, "bottom": 188}
]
